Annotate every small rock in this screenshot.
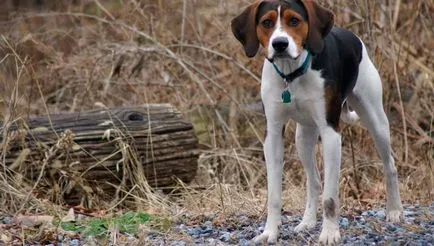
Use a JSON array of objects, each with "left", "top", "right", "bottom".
[
  {"left": 404, "top": 210, "right": 415, "bottom": 217},
  {"left": 340, "top": 217, "right": 350, "bottom": 228},
  {"left": 242, "top": 229, "right": 256, "bottom": 240},
  {"left": 187, "top": 227, "right": 201, "bottom": 236},
  {"left": 206, "top": 238, "right": 217, "bottom": 245},
  {"left": 70, "top": 239, "right": 80, "bottom": 246},
  {"left": 354, "top": 216, "right": 364, "bottom": 221},
  {"left": 2, "top": 216, "right": 12, "bottom": 224},
  {"left": 203, "top": 220, "right": 213, "bottom": 229},
  {"left": 219, "top": 232, "right": 231, "bottom": 242},
  {"left": 194, "top": 238, "right": 204, "bottom": 244},
  {"left": 170, "top": 241, "right": 187, "bottom": 246},
  {"left": 56, "top": 234, "right": 64, "bottom": 243},
  {"left": 239, "top": 215, "right": 250, "bottom": 226},
  {"left": 281, "top": 215, "right": 290, "bottom": 224},
  {"left": 423, "top": 234, "right": 434, "bottom": 241},
  {"left": 386, "top": 224, "right": 398, "bottom": 232},
  {"left": 347, "top": 236, "right": 357, "bottom": 242},
  {"left": 200, "top": 228, "right": 213, "bottom": 235},
  {"left": 178, "top": 224, "right": 186, "bottom": 231},
  {"left": 239, "top": 238, "right": 250, "bottom": 246},
  {"left": 376, "top": 210, "right": 386, "bottom": 219}
]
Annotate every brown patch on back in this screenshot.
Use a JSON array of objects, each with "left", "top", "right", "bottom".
[
  {"left": 324, "top": 198, "right": 336, "bottom": 218},
  {"left": 324, "top": 84, "right": 342, "bottom": 131},
  {"left": 281, "top": 9, "right": 309, "bottom": 54}
]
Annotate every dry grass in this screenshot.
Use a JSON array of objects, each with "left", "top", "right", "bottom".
[{"left": 0, "top": 0, "right": 433, "bottom": 222}]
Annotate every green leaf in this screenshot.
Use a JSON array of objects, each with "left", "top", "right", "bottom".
[
  {"left": 60, "top": 221, "right": 84, "bottom": 233},
  {"left": 59, "top": 212, "right": 154, "bottom": 237},
  {"left": 83, "top": 217, "right": 108, "bottom": 237},
  {"left": 113, "top": 212, "right": 150, "bottom": 234}
]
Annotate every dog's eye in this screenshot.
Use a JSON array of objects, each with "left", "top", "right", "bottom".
[
  {"left": 262, "top": 19, "right": 274, "bottom": 29},
  {"left": 289, "top": 17, "right": 300, "bottom": 27}
]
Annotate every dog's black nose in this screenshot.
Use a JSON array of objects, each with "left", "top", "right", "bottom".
[{"left": 272, "top": 37, "right": 289, "bottom": 52}]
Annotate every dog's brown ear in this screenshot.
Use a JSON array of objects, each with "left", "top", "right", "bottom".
[
  {"left": 300, "top": 0, "right": 334, "bottom": 54},
  {"left": 231, "top": 1, "right": 263, "bottom": 57}
]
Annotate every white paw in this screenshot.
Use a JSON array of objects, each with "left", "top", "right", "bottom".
[
  {"left": 318, "top": 226, "right": 341, "bottom": 245},
  {"left": 387, "top": 209, "right": 403, "bottom": 223},
  {"left": 253, "top": 229, "right": 278, "bottom": 245},
  {"left": 294, "top": 219, "right": 317, "bottom": 232}
]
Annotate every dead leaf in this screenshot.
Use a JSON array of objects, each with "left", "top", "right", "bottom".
[
  {"left": 0, "top": 231, "right": 12, "bottom": 244},
  {"left": 14, "top": 215, "right": 54, "bottom": 227},
  {"left": 61, "top": 208, "right": 76, "bottom": 222}
]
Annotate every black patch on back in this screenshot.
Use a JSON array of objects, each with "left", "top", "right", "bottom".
[{"left": 311, "top": 27, "right": 363, "bottom": 129}]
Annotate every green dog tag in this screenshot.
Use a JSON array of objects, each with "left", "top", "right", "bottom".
[{"left": 281, "top": 89, "right": 292, "bottom": 103}]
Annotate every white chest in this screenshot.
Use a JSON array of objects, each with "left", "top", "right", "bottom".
[{"left": 261, "top": 62, "right": 326, "bottom": 126}]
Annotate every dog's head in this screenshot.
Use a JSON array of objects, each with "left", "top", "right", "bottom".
[{"left": 231, "top": 0, "right": 334, "bottom": 60}]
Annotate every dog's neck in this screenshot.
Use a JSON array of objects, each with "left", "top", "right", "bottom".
[{"left": 271, "top": 49, "right": 311, "bottom": 77}]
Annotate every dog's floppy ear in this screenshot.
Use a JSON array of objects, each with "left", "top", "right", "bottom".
[
  {"left": 231, "top": 1, "right": 263, "bottom": 57},
  {"left": 300, "top": 0, "right": 334, "bottom": 54}
]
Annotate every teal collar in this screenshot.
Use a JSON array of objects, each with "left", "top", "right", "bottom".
[
  {"left": 271, "top": 51, "right": 312, "bottom": 83},
  {"left": 271, "top": 52, "right": 312, "bottom": 103}
]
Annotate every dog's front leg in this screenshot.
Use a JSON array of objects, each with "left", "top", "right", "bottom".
[
  {"left": 318, "top": 126, "right": 342, "bottom": 245},
  {"left": 254, "top": 120, "right": 285, "bottom": 244},
  {"left": 294, "top": 124, "right": 321, "bottom": 232}
]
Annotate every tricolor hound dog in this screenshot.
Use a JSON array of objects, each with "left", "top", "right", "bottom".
[{"left": 231, "top": 0, "right": 403, "bottom": 244}]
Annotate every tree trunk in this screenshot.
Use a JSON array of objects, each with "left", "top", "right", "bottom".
[{"left": 0, "top": 104, "right": 199, "bottom": 206}]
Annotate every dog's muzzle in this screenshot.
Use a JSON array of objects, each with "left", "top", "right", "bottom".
[{"left": 272, "top": 37, "right": 289, "bottom": 52}]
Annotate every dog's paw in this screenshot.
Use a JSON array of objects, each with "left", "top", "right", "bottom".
[
  {"left": 318, "top": 226, "right": 341, "bottom": 245},
  {"left": 253, "top": 229, "right": 278, "bottom": 245},
  {"left": 294, "top": 219, "right": 317, "bottom": 232},
  {"left": 387, "top": 209, "right": 403, "bottom": 223}
]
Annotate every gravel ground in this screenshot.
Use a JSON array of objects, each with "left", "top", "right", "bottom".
[
  {"left": 156, "top": 204, "right": 434, "bottom": 246},
  {"left": 1, "top": 204, "right": 433, "bottom": 245}
]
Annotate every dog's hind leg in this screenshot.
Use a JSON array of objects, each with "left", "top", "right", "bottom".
[
  {"left": 294, "top": 124, "right": 321, "bottom": 232},
  {"left": 348, "top": 43, "right": 403, "bottom": 222}
]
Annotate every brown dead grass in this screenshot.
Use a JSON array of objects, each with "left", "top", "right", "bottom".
[{"left": 0, "top": 0, "right": 433, "bottom": 220}]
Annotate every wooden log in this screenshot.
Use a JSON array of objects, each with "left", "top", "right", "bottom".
[{"left": 0, "top": 104, "right": 199, "bottom": 206}]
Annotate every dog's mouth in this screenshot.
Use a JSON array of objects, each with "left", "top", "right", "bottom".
[{"left": 268, "top": 52, "right": 300, "bottom": 62}]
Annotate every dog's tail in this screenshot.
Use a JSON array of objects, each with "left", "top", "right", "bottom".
[{"left": 341, "top": 101, "right": 359, "bottom": 124}]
